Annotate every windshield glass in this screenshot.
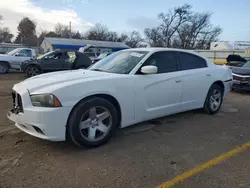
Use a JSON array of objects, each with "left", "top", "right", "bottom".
[
  {"left": 7, "top": 49, "right": 19, "bottom": 56},
  {"left": 88, "top": 50, "right": 148, "bottom": 74},
  {"left": 97, "top": 53, "right": 108, "bottom": 59},
  {"left": 37, "top": 51, "right": 54, "bottom": 59},
  {"left": 243, "top": 62, "right": 250, "bottom": 68},
  {"left": 244, "top": 57, "right": 250, "bottom": 61}
]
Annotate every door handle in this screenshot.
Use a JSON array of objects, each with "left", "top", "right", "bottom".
[
  {"left": 175, "top": 79, "right": 182, "bottom": 83},
  {"left": 206, "top": 73, "right": 211, "bottom": 76}
]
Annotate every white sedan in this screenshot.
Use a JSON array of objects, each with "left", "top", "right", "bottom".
[{"left": 7, "top": 48, "right": 233, "bottom": 148}]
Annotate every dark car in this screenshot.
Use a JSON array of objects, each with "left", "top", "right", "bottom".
[
  {"left": 232, "top": 61, "right": 250, "bottom": 91},
  {"left": 21, "top": 50, "right": 92, "bottom": 77},
  {"left": 92, "top": 52, "right": 112, "bottom": 64},
  {"left": 226, "top": 54, "right": 250, "bottom": 68}
]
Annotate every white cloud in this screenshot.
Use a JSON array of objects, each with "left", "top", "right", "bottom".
[
  {"left": 0, "top": 0, "right": 93, "bottom": 37},
  {"left": 127, "top": 16, "right": 160, "bottom": 31}
]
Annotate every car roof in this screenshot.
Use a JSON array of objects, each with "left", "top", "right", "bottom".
[{"left": 123, "top": 47, "right": 202, "bottom": 57}]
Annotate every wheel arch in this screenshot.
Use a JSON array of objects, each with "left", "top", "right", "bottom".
[
  {"left": 25, "top": 63, "right": 41, "bottom": 71},
  {"left": 66, "top": 93, "right": 122, "bottom": 139},
  {"left": 212, "top": 80, "right": 225, "bottom": 95}
]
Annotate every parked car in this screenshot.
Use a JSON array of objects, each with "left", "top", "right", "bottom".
[
  {"left": 92, "top": 52, "right": 112, "bottom": 64},
  {"left": 21, "top": 50, "right": 92, "bottom": 77},
  {"left": 0, "top": 48, "right": 36, "bottom": 74},
  {"left": 232, "top": 61, "right": 250, "bottom": 91},
  {"left": 226, "top": 54, "right": 250, "bottom": 68},
  {"left": 7, "top": 48, "right": 232, "bottom": 148}
]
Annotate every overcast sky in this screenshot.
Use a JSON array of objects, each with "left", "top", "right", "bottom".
[{"left": 0, "top": 0, "right": 249, "bottom": 41}]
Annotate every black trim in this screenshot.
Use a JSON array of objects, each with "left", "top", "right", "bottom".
[{"left": 224, "top": 79, "right": 232, "bottom": 82}]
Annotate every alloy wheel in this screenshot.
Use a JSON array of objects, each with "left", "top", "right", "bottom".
[
  {"left": 79, "top": 106, "right": 112, "bottom": 142},
  {"left": 209, "top": 89, "right": 222, "bottom": 111},
  {"left": 27, "top": 67, "right": 40, "bottom": 77}
]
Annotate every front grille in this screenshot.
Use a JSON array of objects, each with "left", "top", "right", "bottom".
[
  {"left": 233, "top": 75, "right": 250, "bottom": 81},
  {"left": 233, "top": 75, "right": 241, "bottom": 81},
  {"left": 11, "top": 90, "right": 23, "bottom": 113}
]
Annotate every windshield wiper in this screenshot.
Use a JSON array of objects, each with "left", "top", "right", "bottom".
[{"left": 90, "top": 69, "right": 105, "bottom": 72}]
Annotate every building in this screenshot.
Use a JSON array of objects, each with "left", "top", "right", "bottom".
[
  {"left": 210, "top": 42, "right": 234, "bottom": 50},
  {"left": 40, "top": 37, "right": 130, "bottom": 53}
]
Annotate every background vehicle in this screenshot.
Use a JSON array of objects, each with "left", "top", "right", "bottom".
[
  {"left": 226, "top": 54, "right": 250, "bottom": 68},
  {"left": 0, "top": 48, "right": 36, "bottom": 74},
  {"left": 232, "top": 61, "right": 250, "bottom": 91},
  {"left": 7, "top": 48, "right": 232, "bottom": 148},
  {"left": 92, "top": 52, "right": 112, "bottom": 64},
  {"left": 79, "top": 45, "right": 113, "bottom": 61},
  {"left": 21, "top": 49, "right": 92, "bottom": 77}
]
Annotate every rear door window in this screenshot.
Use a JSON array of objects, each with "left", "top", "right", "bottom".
[{"left": 178, "top": 52, "right": 207, "bottom": 70}]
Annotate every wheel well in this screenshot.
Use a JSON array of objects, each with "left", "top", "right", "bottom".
[
  {"left": 212, "top": 81, "right": 225, "bottom": 94},
  {"left": 0, "top": 61, "right": 10, "bottom": 68},
  {"left": 66, "top": 94, "right": 122, "bottom": 138},
  {"left": 25, "top": 64, "right": 41, "bottom": 72},
  {"left": 26, "top": 64, "right": 41, "bottom": 69}
]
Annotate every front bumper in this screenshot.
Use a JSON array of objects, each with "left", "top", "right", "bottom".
[
  {"left": 232, "top": 81, "right": 250, "bottom": 91},
  {"left": 7, "top": 89, "right": 72, "bottom": 141},
  {"left": 224, "top": 79, "right": 233, "bottom": 96}
]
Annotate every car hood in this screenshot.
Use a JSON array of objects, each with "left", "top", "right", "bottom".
[
  {"left": 13, "top": 69, "right": 116, "bottom": 94},
  {"left": 232, "top": 67, "right": 250, "bottom": 75},
  {"left": 0, "top": 54, "right": 13, "bottom": 59}
]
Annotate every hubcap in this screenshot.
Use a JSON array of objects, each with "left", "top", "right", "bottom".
[
  {"left": 79, "top": 106, "right": 112, "bottom": 142},
  {"left": 209, "top": 89, "right": 222, "bottom": 111},
  {"left": 27, "top": 67, "right": 39, "bottom": 76}
]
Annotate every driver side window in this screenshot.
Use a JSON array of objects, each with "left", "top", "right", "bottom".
[
  {"left": 17, "top": 49, "right": 32, "bottom": 57},
  {"left": 141, "top": 51, "right": 179, "bottom": 74}
]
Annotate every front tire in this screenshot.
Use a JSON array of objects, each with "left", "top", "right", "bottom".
[
  {"left": 67, "top": 97, "right": 118, "bottom": 148},
  {"left": 26, "top": 65, "right": 41, "bottom": 77},
  {"left": 203, "top": 84, "right": 223, "bottom": 114}
]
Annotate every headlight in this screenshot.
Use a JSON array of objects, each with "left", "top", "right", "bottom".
[{"left": 30, "top": 94, "right": 62, "bottom": 107}]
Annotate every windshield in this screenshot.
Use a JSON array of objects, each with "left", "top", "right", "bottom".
[
  {"left": 97, "top": 53, "right": 108, "bottom": 59},
  {"left": 243, "top": 62, "right": 250, "bottom": 68},
  {"left": 7, "top": 49, "right": 19, "bottom": 56},
  {"left": 244, "top": 57, "right": 250, "bottom": 61},
  {"left": 88, "top": 50, "right": 148, "bottom": 74},
  {"left": 37, "top": 51, "right": 54, "bottom": 59}
]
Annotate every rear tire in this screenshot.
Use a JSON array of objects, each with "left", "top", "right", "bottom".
[
  {"left": 26, "top": 65, "right": 41, "bottom": 77},
  {"left": 203, "top": 84, "right": 223, "bottom": 114},
  {"left": 67, "top": 97, "right": 118, "bottom": 148},
  {"left": 0, "top": 62, "right": 9, "bottom": 74}
]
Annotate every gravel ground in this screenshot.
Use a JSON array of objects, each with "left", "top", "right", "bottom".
[{"left": 0, "top": 73, "right": 250, "bottom": 188}]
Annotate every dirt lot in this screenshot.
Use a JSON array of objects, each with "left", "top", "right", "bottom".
[{"left": 0, "top": 73, "right": 250, "bottom": 188}]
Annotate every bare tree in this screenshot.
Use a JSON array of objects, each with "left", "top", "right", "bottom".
[
  {"left": 144, "top": 27, "right": 165, "bottom": 47},
  {"left": 0, "top": 15, "right": 14, "bottom": 43},
  {"left": 175, "top": 12, "right": 222, "bottom": 49},
  {"left": 157, "top": 4, "right": 191, "bottom": 47},
  {"left": 0, "top": 27, "right": 14, "bottom": 43},
  {"left": 119, "top": 31, "right": 143, "bottom": 48},
  {"left": 144, "top": 4, "right": 222, "bottom": 49},
  {"left": 54, "top": 23, "right": 71, "bottom": 38},
  {"left": 85, "top": 23, "right": 110, "bottom": 41}
]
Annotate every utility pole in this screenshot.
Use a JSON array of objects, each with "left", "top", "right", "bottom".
[{"left": 69, "top": 21, "right": 72, "bottom": 38}]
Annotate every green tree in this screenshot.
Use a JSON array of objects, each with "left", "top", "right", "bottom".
[{"left": 14, "top": 17, "right": 38, "bottom": 46}]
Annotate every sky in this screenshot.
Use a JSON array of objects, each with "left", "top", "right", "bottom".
[{"left": 0, "top": 0, "right": 249, "bottom": 42}]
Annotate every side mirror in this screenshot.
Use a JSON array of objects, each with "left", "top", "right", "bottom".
[
  {"left": 141, "top": 65, "right": 158, "bottom": 74},
  {"left": 15, "top": 53, "right": 20, "bottom": 56}
]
